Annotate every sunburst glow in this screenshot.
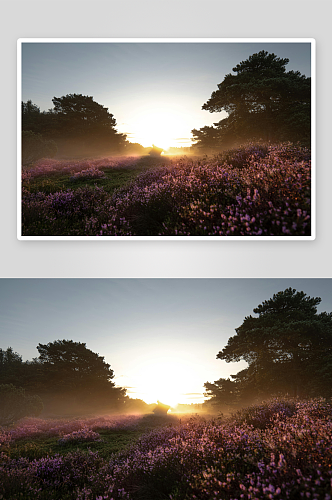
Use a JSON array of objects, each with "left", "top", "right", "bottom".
[
  {"left": 126, "top": 105, "right": 191, "bottom": 150},
  {"left": 127, "top": 353, "right": 202, "bottom": 408}
]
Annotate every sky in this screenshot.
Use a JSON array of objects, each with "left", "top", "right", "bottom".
[
  {"left": 0, "top": 278, "right": 330, "bottom": 407},
  {"left": 21, "top": 40, "right": 312, "bottom": 150}
]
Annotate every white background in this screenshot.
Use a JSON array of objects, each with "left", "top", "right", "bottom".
[{"left": 1, "top": 0, "right": 331, "bottom": 278}]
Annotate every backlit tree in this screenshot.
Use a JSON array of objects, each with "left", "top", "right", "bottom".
[
  {"left": 195, "top": 51, "right": 311, "bottom": 148},
  {"left": 205, "top": 288, "right": 332, "bottom": 408}
]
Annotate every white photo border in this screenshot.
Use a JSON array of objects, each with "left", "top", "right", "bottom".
[{"left": 17, "top": 38, "right": 316, "bottom": 241}]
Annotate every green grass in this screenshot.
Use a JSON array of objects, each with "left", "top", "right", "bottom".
[
  {"left": 27, "top": 155, "right": 172, "bottom": 196},
  {"left": 6, "top": 429, "right": 143, "bottom": 461},
  {"left": 4, "top": 414, "right": 181, "bottom": 462}
]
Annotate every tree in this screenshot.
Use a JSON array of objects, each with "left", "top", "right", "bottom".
[
  {"left": 201, "top": 51, "right": 311, "bottom": 146},
  {"left": 35, "top": 340, "right": 126, "bottom": 411},
  {"left": 51, "top": 94, "right": 127, "bottom": 154},
  {"left": 191, "top": 125, "right": 223, "bottom": 153},
  {"left": 0, "top": 348, "right": 24, "bottom": 385},
  {"left": 22, "top": 95, "right": 128, "bottom": 157},
  {"left": 204, "top": 378, "right": 240, "bottom": 409},
  {"left": 0, "top": 384, "right": 43, "bottom": 426},
  {"left": 0, "top": 347, "right": 45, "bottom": 395},
  {"left": 206, "top": 288, "right": 332, "bottom": 408},
  {"left": 52, "top": 94, "right": 116, "bottom": 131}
]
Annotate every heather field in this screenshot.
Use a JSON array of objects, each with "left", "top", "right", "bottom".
[
  {"left": 1, "top": 398, "right": 331, "bottom": 499},
  {"left": 21, "top": 142, "right": 311, "bottom": 237}
]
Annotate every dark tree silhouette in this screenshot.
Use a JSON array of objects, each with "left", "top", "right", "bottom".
[
  {"left": 191, "top": 125, "right": 223, "bottom": 153},
  {"left": 204, "top": 378, "right": 239, "bottom": 409},
  {"left": 22, "top": 100, "right": 42, "bottom": 133},
  {"left": 34, "top": 340, "right": 126, "bottom": 412},
  {"left": 0, "top": 348, "right": 24, "bottom": 385},
  {"left": 51, "top": 94, "right": 127, "bottom": 154},
  {"left": 22, "top": 95, "right": 127, "bottom": 157},
  {"left": 205, "top": 288, "right": 332, "bottom": 408},
  {"left": 0, "top": 342, "right": 127, "bottom": 415},
  {"left": 52, "top": 94, "right": 116, "bottom": 131},
  {"left": 194, "top": 51, "right": 311, "bottom": 149},
  {"left": 37, "top": 339, "right": 114, "bottom": 387}
]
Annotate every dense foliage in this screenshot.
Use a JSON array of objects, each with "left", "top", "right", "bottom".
[
  {"left": 193, "top": 51, "right": 311, "bottom": 151},
  {"left": 0, "top": 398, "right": 331, "bottom": 499},
  {"left": 205, "top": 289, "right": 332, "bottom": 409},
  {"left": 21, "top": 142, "right": 311, "bottom": 237},
  {"left": 22, "top": 95, "right": 127, "bottom": 157},
  {"left": 0, "top": 384, "right": 43, "bottom": 426},
  {"left": 0, "top": 342, "right": 127, "bottom": 416}
]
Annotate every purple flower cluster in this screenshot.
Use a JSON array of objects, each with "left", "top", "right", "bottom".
[
  {"left": 22, "top": 156, "right": 140, "bottom": 179},
  {"left": 22, "top": 143, "right": 311, "bottom": 236},
  {"left": 232, "top": 397, "right": 298, "bottom": 429},
  {"left": 70, "top": 167, "right": 106, "bottom": 181},
  {"left": 99, "top": 142, "right": 311, "bottom": 236},
  {"left": 0, "top": 414, "right": 141, "bottom": 445},
  {"left": 1, "top": 399, "right": 331, "bottom": 499},
  {"left": 58, "top": 427, "right": 102, "bottom": 445}
]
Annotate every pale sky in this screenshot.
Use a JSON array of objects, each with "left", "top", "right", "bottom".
[
  {"left": 0, "top": 278, "right": 329, "bottom": 407},
  {"left": 21, "top": 40, "right": 311, "bottom": 150}
]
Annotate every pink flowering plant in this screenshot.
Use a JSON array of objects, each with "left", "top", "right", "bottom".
[
  {"left": 58, "top": 427, "right": 102, "bottom": 445},
  {"left": 21, "top": 142, "right": 311, "bottom": 237},
  {"left": 0, "top": 398, "right": 331, "bottom": 499},
  {"left": 70, "top": 167, "right": 106, "bottom": 181}
]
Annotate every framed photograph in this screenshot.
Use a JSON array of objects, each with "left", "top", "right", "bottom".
[{"left": 18, "top": 38, "right": 315, "bottom": 240}]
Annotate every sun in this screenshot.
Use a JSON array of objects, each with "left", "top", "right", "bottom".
[
  {"left": 128, "top": 106, "right": 187, "bottom": 151},
  {"left": 131, "top": 355, "right": 197, "bottom": 408}
]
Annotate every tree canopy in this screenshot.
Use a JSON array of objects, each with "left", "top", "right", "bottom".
[
  {"left": 0, "top": 347, "right": 24, "bottom": 385},
  {"left": 205, "top": 288, "right": 332, "bottom": 409},
  {"left": 193, "top": 51, "right": 311, "bottom": 150},
  {"left": 35, "top": 340, "right": 126, "bottom": 408},
  {"left": 51, "top": 94, "right": 117, "bottom": 136},
  {"left": 37, "top": 339, "right": 114, "bottom": 383},
  {"left": 0, "top": 340, "right": 126, "bottom": 415},
  {"left": 22, "top": 94, "right": 127, "bottom": 157}
]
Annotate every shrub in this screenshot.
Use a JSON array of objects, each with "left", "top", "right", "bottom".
[
  {"left": 148, "top": 145, "right": 163, "bottom": 157},
  {"left": 232, "top": 397, "right": 298, "bottom": 429},
  {"left": 70, "top": 167, "right": 106, "bottom": 181},
  {"left": 219, "top": 142, "right": 269, "bottom": 169},
  {"left": 58, "top": 427, "right": 102, "bottom": 445},
  {"left": 0, "top": 384, "right": 43, "bottom": 426},
  {"left": 22, "top": 130, "right": 58, "bottom": 165}
]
